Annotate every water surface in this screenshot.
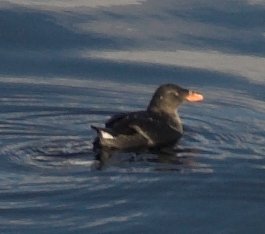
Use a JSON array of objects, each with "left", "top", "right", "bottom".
[{"left": 0, "top": 0, "right": 265, "bottom": 233}]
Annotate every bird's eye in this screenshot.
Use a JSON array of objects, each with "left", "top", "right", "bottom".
[
  {"left": 168, "top": 91, "right": 179, "bottom": 97},
  {"left": 174, "top": 91, "right": 179, "bottom": 97}
]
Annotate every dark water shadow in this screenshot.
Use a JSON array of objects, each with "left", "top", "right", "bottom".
[
  {"left": 180, "top": 34, "right": 265, "bottom": 57},
  {"left": 0, "top": 8, "right": 132, "bottom": 51},
  {"left": 169, "top": 4, "right": 265, "bottom": 29},
  {"left": 167, "top": 2, "right": 265, "bottom": 56}
]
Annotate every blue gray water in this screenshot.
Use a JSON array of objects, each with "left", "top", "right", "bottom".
[{"left": 0, "top": 1, "right": 265, "bottom": 233}]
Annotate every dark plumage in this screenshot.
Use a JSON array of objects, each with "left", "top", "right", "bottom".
[{"left": 91, "top": 84, "right": 203, "bottom": 151}]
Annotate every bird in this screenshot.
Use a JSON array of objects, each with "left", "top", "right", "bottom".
[{"left": 91, "top": 84, "right": 203, "bottom": 152}]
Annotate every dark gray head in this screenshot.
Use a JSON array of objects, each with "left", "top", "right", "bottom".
[{"left": 147, "top": 84, "right": 203, "bottom": 114}]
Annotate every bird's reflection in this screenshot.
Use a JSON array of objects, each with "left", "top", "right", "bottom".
[{"left": 94, "top": 146, "right": 200, "bottom": 171}]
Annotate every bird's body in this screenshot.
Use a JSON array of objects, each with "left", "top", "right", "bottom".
[{"left": 91, "top": 84, "right": 203, "bottom": 151}]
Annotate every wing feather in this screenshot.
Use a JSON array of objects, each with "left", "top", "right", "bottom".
[{"left": 105, "top": 111, "right": 182, "bottom": 146}]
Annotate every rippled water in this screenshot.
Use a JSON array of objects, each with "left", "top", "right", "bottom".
[{"left": 1, "top": 0, "right": 265, "bottom": 233}]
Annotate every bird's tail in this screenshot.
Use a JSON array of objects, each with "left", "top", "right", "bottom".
[{"left": 91, "top": 125, "right": 115, "bottom": 149}]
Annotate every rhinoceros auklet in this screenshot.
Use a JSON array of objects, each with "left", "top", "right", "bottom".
[{"left": 91, "top": 84, "right": 203, "bottom": 151}]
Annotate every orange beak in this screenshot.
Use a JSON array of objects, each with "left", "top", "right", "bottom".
[{"left": 186, "top": 90, "right": 204, "bottom": 102}]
